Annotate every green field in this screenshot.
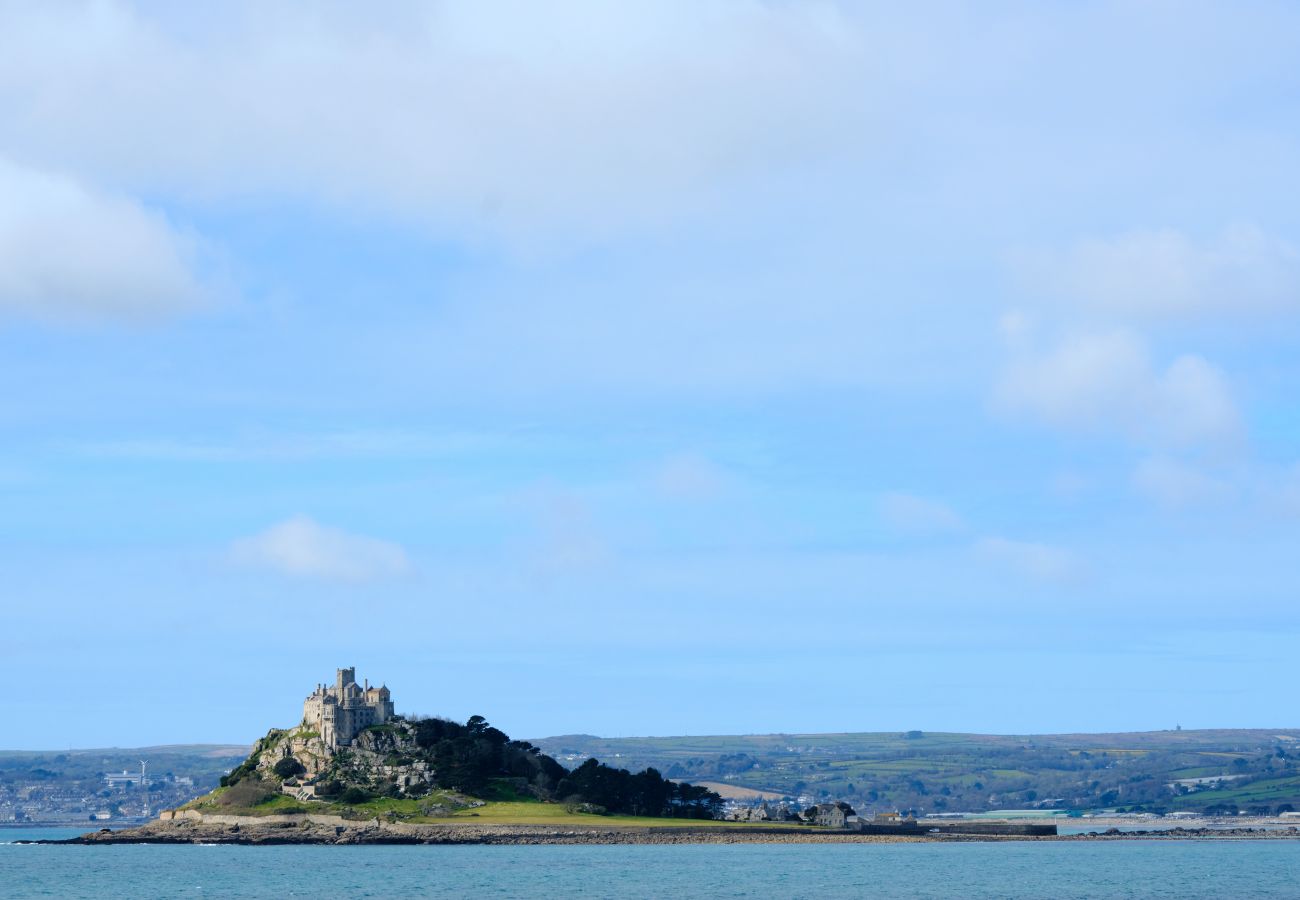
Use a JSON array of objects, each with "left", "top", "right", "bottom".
[{"left": 1170, "top": 775, "right": 1300, "bottom": 809}]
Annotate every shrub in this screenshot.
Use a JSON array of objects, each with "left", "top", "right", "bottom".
[
  {"left": 273, "top": 757, "right": 307, "bottom": 779},
  {"left": 339, "top": 787, "right": 372, "bottom": 805},
  {"left": 218, "top": 779, "right": 277, "bottom": 808},
  {"left": 221, "top": 756, "right": 260, "bottom": 787}
]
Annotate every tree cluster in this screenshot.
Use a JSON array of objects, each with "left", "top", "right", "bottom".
[
  {"left": 412, "top": 715, "right": 722, "bottom": 819},
  {"left": 556, "top": 758, "right": 723, "bottom": 819},
  {"left": 411, "top": 714, "right": 568, "bottom": 796}
]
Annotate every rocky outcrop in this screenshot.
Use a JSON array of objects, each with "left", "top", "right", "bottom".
[{"left": 237, "top": 720, "right": 436, "bottom": 801}]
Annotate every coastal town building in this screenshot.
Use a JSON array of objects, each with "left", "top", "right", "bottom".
[
  {"left": 729, "top": 801, "right": 799, "bottom": 823},
  {"left": 811, "top": 801, "right": 853, "bottom": 828},
  {"left": 302, "top": 667, "right": 394, "bottom": 751}
]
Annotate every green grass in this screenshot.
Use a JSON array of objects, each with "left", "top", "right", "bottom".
[
  {"left": 185, "top": 791, "right": 315, "bottom": 816},
  {"left": 1168, "top": 766, "right": 1233, "bottom": 779},
  {"left": 179, "top": 786, "right": 228, "bottom": 809},
  {"left": 828, "top": 760, "right": 966, "bottom": 774},
  {"left": 342, "top": 797, "right": 425, "bottom": 816}
]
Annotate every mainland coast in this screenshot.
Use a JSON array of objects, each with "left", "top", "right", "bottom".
[{"left": 39, "top": 672, "right": 1300, "bottom": 849}]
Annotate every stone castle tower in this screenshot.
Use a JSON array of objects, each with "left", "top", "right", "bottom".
[{"left": 302, "top": 667, "right": 395, "bottom": 751}]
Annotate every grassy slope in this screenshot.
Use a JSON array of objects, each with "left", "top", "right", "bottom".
[{"left": 1171, "top": 776, "right": 1300, "bottom": 809}]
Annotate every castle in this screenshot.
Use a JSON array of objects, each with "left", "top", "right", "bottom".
[{"left": 302, "top": 668, "right": 395, "bottom": 751}]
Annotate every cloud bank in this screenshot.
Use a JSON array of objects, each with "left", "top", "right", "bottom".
[{"left": 0, "top": 1, "right": 867, "bottom": 243}]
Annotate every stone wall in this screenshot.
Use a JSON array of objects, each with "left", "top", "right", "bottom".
[{"left": 161, "top": 809, "right": 356, "bottom": 828}]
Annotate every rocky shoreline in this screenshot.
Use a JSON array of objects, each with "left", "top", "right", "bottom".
[{"left": 31, "top": 816, "right": 1300, "bottom": 846}]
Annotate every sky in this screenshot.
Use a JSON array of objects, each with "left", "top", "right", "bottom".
[{"left": 2, "top": 1, "right": 1300, "bottom": 750}]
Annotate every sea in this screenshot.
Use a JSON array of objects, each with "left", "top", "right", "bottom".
[{"left": 2, "top": 827, "right": 1299, "bottom": 898}]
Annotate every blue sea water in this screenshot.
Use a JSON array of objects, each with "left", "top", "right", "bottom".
[{"left": 2, "top": 827, "right": 1299, "bottom": 898}]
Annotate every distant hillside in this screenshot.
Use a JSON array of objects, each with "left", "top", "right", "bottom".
[
  {"left": 11, "top": 726, "right": 1300, "bottom": 824},
  {"left": 0, "top": 744, "right": 248, "bottom": 825},
  {"left": 532, "top": 728, "right": 1300, "bottom": 816}
]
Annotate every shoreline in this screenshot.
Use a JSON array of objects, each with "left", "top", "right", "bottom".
[{"left": 27, "top": 816, "right": 1300, "bottom": 846}]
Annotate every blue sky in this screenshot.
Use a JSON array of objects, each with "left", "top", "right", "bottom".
[{"left": 2, "top": 1, "right": 1300, "bottom": 749}]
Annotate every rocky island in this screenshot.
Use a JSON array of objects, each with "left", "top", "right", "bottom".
[
  {"left": 42, "top": 668, "right": 1300, "bottom": 847},
  {"left": 53, "top": 667, "right": 741, "bottom": 845}
]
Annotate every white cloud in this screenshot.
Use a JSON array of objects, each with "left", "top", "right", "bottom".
[
  {"left": 879, "top": 492, "right": 963, "bottom": 536},
  {"left": 996, "top": 330, "right": 1240, "bottom": 449},
  {"left": 231, "top": 516, "right": 411, "bottom": 582},
  {"left": 0, "top": 461, "right": 33, "bottom": 487},
  {"left": 975, "top": 536, "right": 1081, "bottom": 585},
  {"left": 1049, "top": 471, "right": 1089, "bottom": 500},
  {"left": 997, "top": 309, "right": 1034, "bottom": 347},
  {"left": 0, "top": 156, "right": 204, "bottom": 323},
  {"left": 1131, "top": 457, "right": 1234, "bottom": 509},
  {"left": 0, "top": 1, "right": 868, "bottom": 243},
  {"left": 78, "top": 429, "right": 493, "bottom": 462},
  {"left": 1018, "top": 225, "right": 1300, "bottom": 320},
  {"left": 654, "top": 453, "right": 730, "bottom": 501},
  {"left": 526, "top": 490, "right": 609, "bottom": 576},
  {"left": 1264, "top": 463, "right": 1300, "bottom": 518}
]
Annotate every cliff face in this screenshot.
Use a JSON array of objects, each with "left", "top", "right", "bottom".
[
  {"left": 256, "top": 729, "right": 329, "bottom": 778},
  {"left": 243, "top": 721, "right": 437, "bottom": 802}
]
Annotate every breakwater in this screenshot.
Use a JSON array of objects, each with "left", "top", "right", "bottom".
[
  {"left": 929, "top": 822, "right": 1058, "bottom": 837},
  {"left": 850, "top": 821, "right": 1057, "bottom": 837}
]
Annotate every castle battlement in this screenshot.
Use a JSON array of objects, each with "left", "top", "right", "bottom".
[{"left": 302, "top": 667, "right": 394, "bottom": 751}]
